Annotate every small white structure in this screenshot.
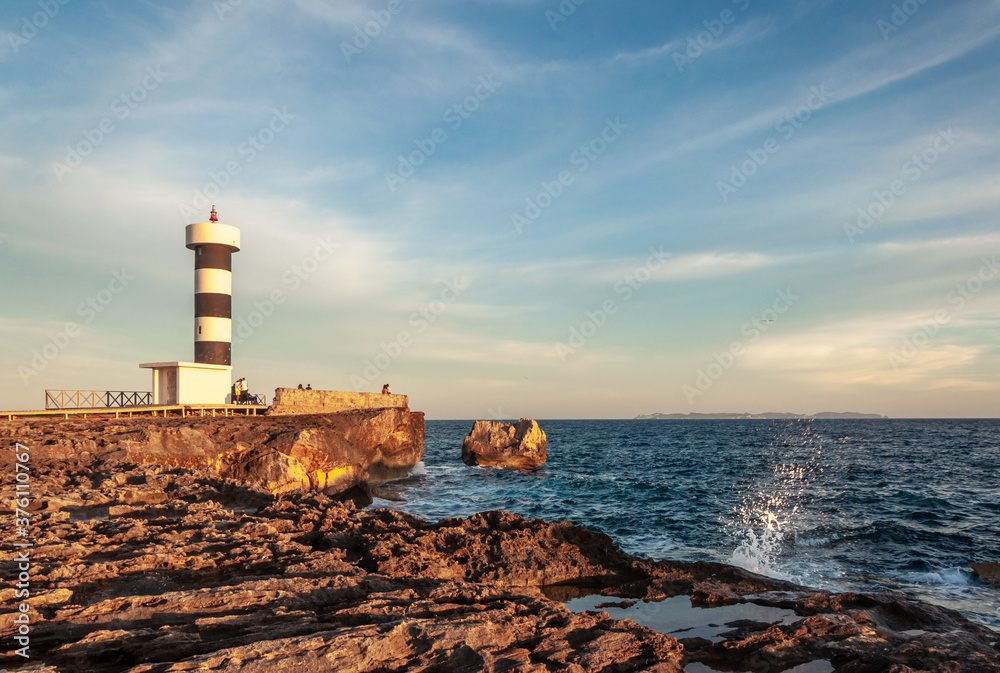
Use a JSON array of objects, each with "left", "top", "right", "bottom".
[
  {"left": 139, "top": 207, "right": 241, "bottom": 405},
  {"left": 138, "top": 361, "right": 233, "bottom": 405}
]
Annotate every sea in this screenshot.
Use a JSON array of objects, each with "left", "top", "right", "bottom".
[{"left": 381, "top": 419, "right": 1000, "bottom": 631}]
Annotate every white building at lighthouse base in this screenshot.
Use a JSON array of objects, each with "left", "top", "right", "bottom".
[{"left": 139, "top": 361, "right": 233, "bottom": 405}]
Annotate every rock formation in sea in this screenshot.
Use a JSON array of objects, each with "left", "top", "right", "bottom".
[
  {"left": 461, "top": 418, "right": 547, "bottom": 469},
  {"left": 1, "top": 412, "right": 997, "bottom": 672},
  {"left": 971, "top": 562, "right": 1000, "bottom": 585}
]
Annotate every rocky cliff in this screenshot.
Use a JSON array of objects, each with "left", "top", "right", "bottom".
[{"left": 0, "top": 406, "right": 424, "bottom": 497}]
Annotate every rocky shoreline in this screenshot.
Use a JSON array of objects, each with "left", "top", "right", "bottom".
[{"left": 2, "top": 414, "right": 998, "bottom": 672}]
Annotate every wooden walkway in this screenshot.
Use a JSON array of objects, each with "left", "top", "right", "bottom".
[{"left": 2, "top": 404, "right": 269, "bottom": 421}]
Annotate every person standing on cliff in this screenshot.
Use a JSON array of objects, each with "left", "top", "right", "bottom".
[{"left": 382, "top": 383, "right": 391, "bottom": 394}]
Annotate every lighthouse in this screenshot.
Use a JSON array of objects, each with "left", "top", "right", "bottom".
[
  {"left": 139, "top": 207, "right": 241, "bottom": 405},
  {"left": 187, "top": 206, "right": 240, "bottom": 365}
]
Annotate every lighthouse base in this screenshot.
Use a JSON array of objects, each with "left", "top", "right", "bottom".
[{"left": 139, "top": 362, "right": 233, "bottom": 405}]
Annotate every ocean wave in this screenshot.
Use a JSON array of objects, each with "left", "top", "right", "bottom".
[
  {"left": 890, "top": 489, "right": 954, "bottom": 510},
  {"left": 623, "top": 533, "right": 678, "bottom": 560},
  {"left": 793, "top": 531, "right": 841, "bottom": 548},
  {"left": 902, "top": 568, "right": 972, "bottom": 586}
]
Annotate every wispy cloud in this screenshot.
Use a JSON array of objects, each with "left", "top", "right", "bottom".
[
  {"left": 285, "top": 0, "right": 369, "bottom": 27},
  {"left": 611, "top": 17, "right": 776, "bottom": 64},
  {"left": 623, "top": 1, "right": 1000, "bottom": 166},
  {"left": 821, "top": 2, "right": 1000, "bottom": 103},
  {"left": 742, "top": 311, "right": 1000, "bottom": 389},
  {"left": 500, "top": 251, "right": 797, "bottom": 287},
  {"left": 870, "top": 232, "right": 1000, "bottom": 257},
  {"left": 611, "top": 39, "right": 683, "bottom": 64}
]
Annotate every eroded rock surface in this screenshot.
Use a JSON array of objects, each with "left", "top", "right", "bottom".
[
  {"left": 0, "top": 438, "right": 997, "bottom": 672},
  {"left": 0, "top": 408, "right": 423, "bottom": 497},
  {"left": 462, "top": 418, "right": 547, "bottom": 470}
]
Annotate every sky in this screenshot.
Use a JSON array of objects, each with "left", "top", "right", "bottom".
[{"left": 1, "top": 0, "right": 999, "bottom": 419}]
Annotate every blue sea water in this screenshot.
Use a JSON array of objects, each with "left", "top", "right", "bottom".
[{"left": 383, "top": 419, "right": 1000, "bottom": 630}]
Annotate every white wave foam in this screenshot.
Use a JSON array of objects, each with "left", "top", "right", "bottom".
[
  {"left": 407, "top": 461, "right": 428, "bottom": 477},
  {"left": 904, "top": 568, "right": 971, "bottom": 586}
]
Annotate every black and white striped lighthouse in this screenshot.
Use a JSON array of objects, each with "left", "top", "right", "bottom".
[{"left": 185, "top": 207, "right": 241, "bottom": 366}]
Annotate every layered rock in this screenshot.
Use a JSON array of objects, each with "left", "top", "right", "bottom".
[
  {"left": 0, "top": 452, "right": 996, "bottom": 672},
  {"left": 0, "top": 406, "right": 423, "bottom": 497},
  {"left": 462, "top": 418, "right": 547, "bottom": 469}
]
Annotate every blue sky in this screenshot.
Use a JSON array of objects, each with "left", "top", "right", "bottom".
[{"left": 2, "top": 0, "right": 999, "bottom": 418}]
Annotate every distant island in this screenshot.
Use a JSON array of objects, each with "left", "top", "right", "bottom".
[{"left": 635, "top": 411, "right": 888, "bottom": 420}]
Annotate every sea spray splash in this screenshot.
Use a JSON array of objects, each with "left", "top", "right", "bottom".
[
  {"left": 727, "top": 477, "right": 800, "bottom": 577},
  {"left": 724, "top": 426, "right": 826, "bottom": 578},
  {"left": 729, "top": 509, "right": 787, "bottom": 575}
]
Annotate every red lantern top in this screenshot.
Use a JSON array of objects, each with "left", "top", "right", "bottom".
[{"left": 209, "top": 206, "right": 218, "bottom": 223}]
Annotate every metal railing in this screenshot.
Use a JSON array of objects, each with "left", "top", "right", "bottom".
[
  {"left": 45, "top": 390, "right": 153, "bottom": 410},
  {"left": 234, "top": 393, "right": 267, "bottom": 405},
  {"left": 106, "top": 391, "right": 154, "bottom": 407}
]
